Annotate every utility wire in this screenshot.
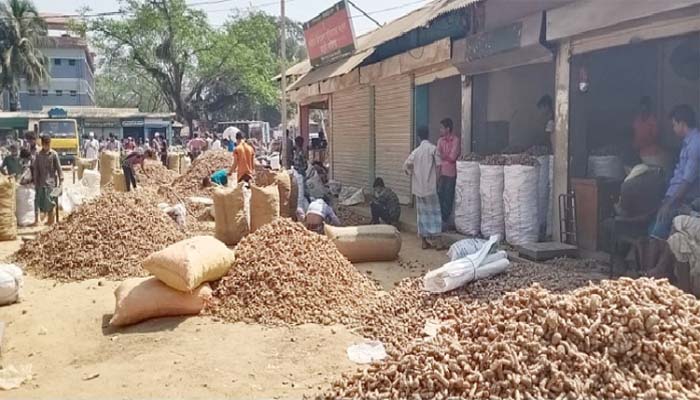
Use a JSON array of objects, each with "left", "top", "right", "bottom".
[
  {"left": 349, "top": 0, "right": 430, "bottom": 19},
  {"left": 346, "top": 0, "right": 382, "bottom": 28}
]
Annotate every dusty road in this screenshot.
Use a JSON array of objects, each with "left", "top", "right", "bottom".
[{"left": 0, "top": 232, "right": 445, "bottom": 399}]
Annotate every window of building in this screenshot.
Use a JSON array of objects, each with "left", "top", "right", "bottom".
[
  {"left": 68, "top": 59, "right": 76, "bottom": 66},
  {"left": 41, "top": 90, "right": 48, "bottom": 96},
  {"left": 70, "top": 90, "right": 77, "bottom": 97},
  {"left": 28, "top": 89, "right": 36, "bottom": 96},
  {"left": 53, "top": 58, "right": 61, "bottom": 66},
  {"left": 56, "top": 90, "right": 63, "bottom": 96}
]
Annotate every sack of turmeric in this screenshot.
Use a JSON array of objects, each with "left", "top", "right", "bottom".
[
  {"left": 110, "top": 277, "right": 211, "bottom": 327},
  {"left": 213, "top": 184, "right": 249, "bottom": 245},
  {"left": 142, "top": 236, "right": 235, "bottom": 292},
  {"left": 250, "top": 184, "right": 280, "bottom": 233}
]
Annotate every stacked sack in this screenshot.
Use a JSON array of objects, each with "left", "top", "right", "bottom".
[
  {"left": 99, "top": 151, "right": 120, "bottom": 187},
  {"left": 0, "top": 175, "right": 17, "bottom": 241},
  {"left": 109, "top": 236, "right": 235, "bottom": 327}
]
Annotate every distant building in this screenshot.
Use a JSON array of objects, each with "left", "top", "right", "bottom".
[{"left": 4, "top": 13, "right": 95, "bottom": 111}]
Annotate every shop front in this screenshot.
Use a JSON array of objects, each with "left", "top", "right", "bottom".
[
  {"left": 454, "top": 11, "right": 555, "bottom": 154},
  {"left": 547, "top": 0, "right": 700, "bottom": 249},
  {"left": 82, "top": 118, "right": 121, "bottom": 140},
  {"left": 121, "top": 119, "right": 145, "bottom": 142}
]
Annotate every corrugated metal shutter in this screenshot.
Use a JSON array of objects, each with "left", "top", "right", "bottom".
[
  {"left": 374, "top": 76, "right": 412, "bottom": 204},
  {"left": 331, "top": 86, "right": 371, "bottom": 191}
]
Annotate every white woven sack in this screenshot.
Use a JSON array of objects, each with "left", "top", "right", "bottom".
[
  {"left": 504, "top": 165, "right": 539, "bottom": 246},
  {"left": 454, "top": 161, "right": 480, "bottom": 236},
  {"left": 479, "top": 165, "right": 505, "bottom": 239}
]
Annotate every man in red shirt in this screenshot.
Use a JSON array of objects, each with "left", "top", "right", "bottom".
[{"left": 436, "top": 118, "right": 460, "bottom": 228}]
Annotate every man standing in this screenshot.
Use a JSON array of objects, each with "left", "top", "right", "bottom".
[
  {"left": 1, "top": 145, "right": 21, "bottom": 178},
  {"left": 647, "top": 105, "right": 700, "bottom": 276},
  {"left": 33, "top": 135, "right": 63, "bottom": 226},
  {"left": 106, "top": 134, "right": 121, "bottom": 152},
  {"left": 83, "top": 132, "right": 99, "bottom": 160},
  {"left": 633, "top": 96, "right": 668, "bottom": 170},
  {"left": 293, "top": 136, "right": 308, "bottom": 177},
  {"left": 210, "top": 135, "right": 222, "bottom": 151},
  {"left": 404, "top": 127, "right": 442, "bottom": 249},
  {"left": 229, "top": 132, "right": 255, "bottom": 183},
  {"left": 436, "top": 118, "right": 460, "bottom": 229},
  {"left": 370, "top": 177, "right": 401, "bottom": 226},
  {"left": 187, "top": 133, "right": 207, "bottom": 160}
]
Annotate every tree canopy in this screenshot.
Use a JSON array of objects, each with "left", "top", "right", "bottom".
[
  {"left": 89, "top": 0, "right": 305, "bottom": 129},
  {"left": 0, "top": 0, "right": 49, "bottom": 111}
]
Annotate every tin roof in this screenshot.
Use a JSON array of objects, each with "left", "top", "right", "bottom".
[{"left": 285, "top": 0, "right": 481, "bottom": 88}]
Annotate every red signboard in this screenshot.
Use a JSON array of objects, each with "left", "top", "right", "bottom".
[{"left": 303, "top": 1, "right": 356, "bottom": 67}]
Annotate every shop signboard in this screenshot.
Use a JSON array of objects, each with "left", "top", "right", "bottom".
[
  {"left": 121, "top": 119, "right": 144, "bottom": 127},
  {"left": 303, "top": 1, "right": 356, "bottom": 67},
  {"left": 84, "top": 119, "right": 121, "bottom": 128}
]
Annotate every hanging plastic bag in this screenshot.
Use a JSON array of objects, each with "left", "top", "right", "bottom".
[{"left": 423, "top": 235, "right": 508, "bottom": 293}]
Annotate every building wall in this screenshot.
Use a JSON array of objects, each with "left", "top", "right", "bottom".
[
  {"left": 16, "top": 46, "right": 95, "bottom": 111},
  {"left": 485, "top": 62, "right": 555, "bottom": 148}
]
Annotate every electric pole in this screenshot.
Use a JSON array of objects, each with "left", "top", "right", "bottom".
[{"left": 280, "top": 0, "right": 288, "bottom": 169}]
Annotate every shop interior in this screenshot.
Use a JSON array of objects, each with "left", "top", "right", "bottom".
[
  {"left": 569, "top": 33, "right": 700, "bottom": 251},
  {"left": 471, "top": 61, "right": 555, "bottom": 154},
  {"left": 570, "top": 34, "right": 700, "bottom": 178},
  {"left": 414, "top": 75, "right": 463, "bottom": 145}
]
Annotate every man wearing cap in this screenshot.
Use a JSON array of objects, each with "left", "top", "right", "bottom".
[{"left": 84, "top": 132, "right": 99, "bottom": 160}]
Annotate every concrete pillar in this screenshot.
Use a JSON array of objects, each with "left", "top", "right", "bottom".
[
  {"left": 460, "top": 75, "right": 472, "bottom": 155},
  {"left": 553, "top": 40, "right": 571, "bottom": 242}
]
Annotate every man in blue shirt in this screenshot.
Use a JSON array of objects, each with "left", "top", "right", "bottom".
[{"left": 651, "top": 105, "right": 700, "bottom": 239}]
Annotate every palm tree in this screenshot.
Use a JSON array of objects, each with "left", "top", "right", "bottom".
[{"left": 0, "top": 0, "right": 48, "bottom": 111}]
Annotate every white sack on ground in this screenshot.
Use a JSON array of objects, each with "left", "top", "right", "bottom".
[
  {"left": 479, "top": 165, "right": 505, "bottom": 239},
  {"left": 447, "top": 238, "right": 487, "bottom": 262},
  {"left": 0, "top": 263, "right": 23, "bottom": 306},
  {"left": 454, "top": 161, "right": 481, "bottom": 236},
  {"left": 346, "top": 340, "right": 388, "bottom": 364},
  {"left": 424, "top": 236, "right": 508, "bottom": 293},
  {"left": 15, "top": 186, "right": 35, "bottom": 227},
  {"left": 588, "top": 155, "right": 624, "bottom": 180},
  {"left": 504, "top": 164, "right": 539, "bottom": 246}
]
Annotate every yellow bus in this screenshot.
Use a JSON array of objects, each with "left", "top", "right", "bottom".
[{"left": 38, "top": 118, "right": 80, "bottom": 164}]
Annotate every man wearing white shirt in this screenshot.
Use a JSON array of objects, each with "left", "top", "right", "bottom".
[
  {"left": 210, "top": 135, "right": 222, "bottom": 151},
  {"left": 403, "top": 126, "right": 443, "bottom": 249},
  {"left": 84, "top": 132, "right": 99, "bottom": 160}
]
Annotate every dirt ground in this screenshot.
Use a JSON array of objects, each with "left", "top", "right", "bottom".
[{"left": 0, "top": 231, "right": 446, "bottom": 399}]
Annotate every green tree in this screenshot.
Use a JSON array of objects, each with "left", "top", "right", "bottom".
[
  {"left": 89, "top": 0, "right": 279, "bottom": 132},
  {"left": 0, "top": 0, "right": 49, "bottom": 111}
]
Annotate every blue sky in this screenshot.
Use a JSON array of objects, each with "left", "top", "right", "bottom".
[{"left": 32, "top": 0, "right": 430, "bottom": 35}]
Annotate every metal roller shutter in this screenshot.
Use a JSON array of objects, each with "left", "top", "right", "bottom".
[
  {"left": 374, "top": 76, "right": 412, "bottom": 204},
  {"left": 331, "top": 86, "right": 371, "bottom": 191}
]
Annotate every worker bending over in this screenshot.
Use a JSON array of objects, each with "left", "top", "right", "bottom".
[
  {"left": 302, "top": 197, "right": 340, "bottom": 234},
  {"left": 122, "top": 149, "right": 152, "bottom": 192}
]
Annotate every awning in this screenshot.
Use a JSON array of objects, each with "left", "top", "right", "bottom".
[
  {"left": 452, "top": 11, "right": 552, "bottom": 75},
  {"left": 0, "top": 116, "right": 29, "bottom": 130},
  {"left": 547, "top": 0, "right": 700, "bottom": 42},
  {"left": 288, "top": 49, "right": 374, "bottom": 91}
]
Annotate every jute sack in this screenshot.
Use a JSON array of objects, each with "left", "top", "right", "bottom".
[
  {"left": 112, "top": 169, "right": 128, "bottom": 192},
  {"left": 99, "top": 151, "right": 120, "bottom": 186},
  {"left": 325, "top": 224, "right": 401, "bottom": 263},
  {"left": 257, "top": 170, "right": 292, "bottom": 218},
  {"left": 76, "top": 158, "right": 97, "bottom": 180},
  {"left": 110, "top": 277, "right": 212, "bottom": 327},
  {"left": 167, "top": 153, "right": 181, "bottom": 172},
  {"left": 0, "top": 175, "right": 17, "bottom": 241},
  {"left": 213, "top": 184, "right": 249, "bottom": 245},
  {"left": 250, "top": 184, "right": 280, "bottom": 233},
  {"left": 142, "top": 236, "right": 235, "bottom": 292}
]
